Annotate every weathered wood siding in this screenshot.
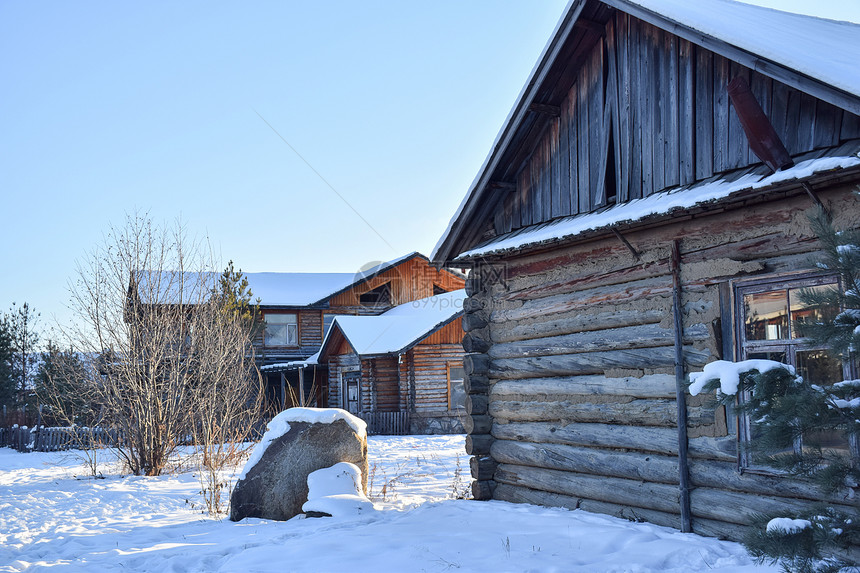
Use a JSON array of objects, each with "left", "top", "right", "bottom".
[
  {"left": 493, "top": 12, "right": 860, "bottom": 236},
  {"left": 465, "top": 182, "right": 859, "bottom": 539},
  {"left": 328, "top": 256, "right": 465, "bottom": 310}
]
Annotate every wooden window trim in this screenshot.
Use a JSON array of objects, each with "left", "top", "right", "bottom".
[
  {"left": 732, "top": 272, "right": 853, "bottom": 473},
  {"left": 447, "top": 361, "right": 466, "bottom": 412},
  {"left": 263, "top": 312, "right": 300, "bottom": 348}
]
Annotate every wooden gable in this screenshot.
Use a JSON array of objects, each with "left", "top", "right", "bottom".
[
  {"left": 435, "top": 0, "right": 860, "bottom": 262},
  {"left": 327, "top": 254, "right": 464, "bottom": 311},
  {"left": 492, "top": 11, "right": 860, "bottom": 239}
]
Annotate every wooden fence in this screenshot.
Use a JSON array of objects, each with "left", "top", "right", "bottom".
[
  {"left": 355, "top": 411, "right": 409, "bottom": 435},
  {"left": 0, "top": 426, "right": 121, "bottom": 453}
]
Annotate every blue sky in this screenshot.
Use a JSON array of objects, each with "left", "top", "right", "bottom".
[{"left": 2, "top": 0, "right": 858, "bottom": 332}]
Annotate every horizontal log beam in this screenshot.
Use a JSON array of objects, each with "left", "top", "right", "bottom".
[
  {"left": 465, "top": 434, "right": 494, "bottom": 455},
  {"left": 491, "top": 374, "right": 677, "bottom": 400},
  {"left": 490, "top": 346, "right": 710, "bottom": 379},
  {"left": 491, "top": 421, "right": 737, "bottom": 461},
  {"left": 463, "top": 414, "right": 492, "bottom": 435},
  {"left": 494, "top": 463, "right": 838, "bottom": 525},
  {"left": 489, "top": 398, "right": 715, "bottom": 427},
  {"left": 466, "top": 394, "right": 489, "bottom": 414},
  {"left": 492, "top": 483, "right": 750, "bottom": 542},
  {"left": 491, "top": 308, "right": 665, "bottom": 344},
  {"left": 470, "top": 455, "right": 498, "bottom": 480},
  {"left": 489, "top": 323, "right": 709, "bottom": 359}
]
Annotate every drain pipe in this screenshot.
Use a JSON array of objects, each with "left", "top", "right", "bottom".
[{"left": 671, "top": 239, "right": 692, "bottom": 533}]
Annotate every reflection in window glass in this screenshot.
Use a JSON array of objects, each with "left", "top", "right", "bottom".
[
  {"left": 448, "top": 365, "right": 466, "bottom": 410},
  {"left": 265, "top": 314, "right": 298, "bottom": 346},
  {"left": 790, "top": 285, "right": 838, "bottom": 339},
  {"left": 744, "top": 290, "right": 788, "bottom": 341}
]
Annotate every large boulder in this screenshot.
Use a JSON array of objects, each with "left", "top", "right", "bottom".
[{"left": 229, "top": 408, "right": 368, "bottom": 522}]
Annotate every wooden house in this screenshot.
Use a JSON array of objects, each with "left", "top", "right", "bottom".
[
  {"left": 316, "top": 289, "right": 467, "bottom": 434},
  {"left": 244, "top": 252, "right": 465, "bottom": 413},
  {"left": 132, "top": 252, "right": 466, "bottom": 420},
  {"left": 432, "top": 0, "right": 860, "bottom": 540}
]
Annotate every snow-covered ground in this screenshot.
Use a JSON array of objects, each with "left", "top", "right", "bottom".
[{"left": 0, "top": 435, "right": 778, "bottom": 572}]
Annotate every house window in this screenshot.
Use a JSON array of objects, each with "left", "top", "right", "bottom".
[
  {"left": 433, "top": 285, "right": 447, "bottom": 295},
  {"left": 264, "top": 313, "right": 298, "bottom": 346},
  {"left": 359, "top": 283, "right": 391, "bottom": 307},
  {"left": 448, "top": 362, "right": 466, "bottom": 411},
  {"left": 735, "top": 274, "right": 850, "bottom": 465}
]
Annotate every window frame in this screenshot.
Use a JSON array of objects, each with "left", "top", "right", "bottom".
[
  {"left": 263, "top": 312, "right": 299, "bottom": 347},
  {"left": 733, "top": 272, "right": 853, "bottom": 471},
  {"left": 447, "top": 361, "right": 467, "bottom": 412}
]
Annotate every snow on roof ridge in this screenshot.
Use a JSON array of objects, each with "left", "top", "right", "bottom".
[
  {"left": 458, "top": 151, "right": 860, "bottom": 259},
  {"left": 321, "top": 289, "right": 467, "bottom": 357},
  {"left": 137, "top": 252, "right": 428, "bottom": 307}
]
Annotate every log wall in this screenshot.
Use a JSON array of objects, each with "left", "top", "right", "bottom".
[{"left": 467, "top": 182, "right": 860, "bottom": 540}]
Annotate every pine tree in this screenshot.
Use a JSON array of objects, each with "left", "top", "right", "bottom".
[
  {"left": 690, "top": 208, "right": 860, "bottom": 572},
  {"left": 6, "top": 302, "right": 40, "bottom": 415},
  {"left": 34, "top": 341, "right": 90, "bottom": 427},
  {"left": 0, "top": 317, "right": 14, "bottom": 414},
  {"left": 214, "top": 260, "right": 261, "bottom": 333}
]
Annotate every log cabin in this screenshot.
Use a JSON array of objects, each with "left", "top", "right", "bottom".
[
  {"left": 431, "top": 0, "right": 860, "bottom": 540},
  {"left": 316, "top": 289, "right": 467, "bottom": 434},
  {"left": 131, "top": 252, "right": 466, "bottom": 428}
]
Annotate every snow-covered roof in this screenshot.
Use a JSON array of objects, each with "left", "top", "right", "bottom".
[
  {"left": 135, "top": 252, "right": 426, "bottom": 307},
  {"left": 431, "top": 0, "right": 860, "bottom": 264},
  {"left": 458, "top": 146, "right": 860, "bottom": 259},
  {"left": 620, "top": 0, "right": 860, "bottom": 101},
  {"left": 319, "top": 290, "right": 466, "bottom": 357},
  {"left": 260, "top": 351, "right": 320, "bottom": 371}
]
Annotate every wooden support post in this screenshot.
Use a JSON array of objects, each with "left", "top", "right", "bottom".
[
  {"left": 671, "top": 240, "right": 693, "bottom": 533},
  {"left": 299, "top": 367, "right": 305, "bottom": 406},
  {"left": 280, "top": 372, "right": 286, "bottom": 410}
]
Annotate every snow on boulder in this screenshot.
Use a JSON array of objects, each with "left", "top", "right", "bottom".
[
  {"left": 302, "top": 462, "right": 376, "bottom": 518},
  {"left": 229, "top": 408, "right": 368, "bottom": 522}
]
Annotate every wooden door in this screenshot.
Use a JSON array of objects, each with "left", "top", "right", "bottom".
[{"left": 343, "top": 371, "right": 361, "bottom": 414}]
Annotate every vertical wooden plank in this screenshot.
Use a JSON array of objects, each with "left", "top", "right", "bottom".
[
  {"left": 798, "top": 92, "right": 816, "bottom": 152},
  {"left": 629, "top": 15, "right": 642, "bottom": 200},
  {"left": 578, "top": 58, "right": 591, "bottom": 213},
  {"left": 695, "top": 46, "right": 713, "bottom": 180},
  {"left": 640, "top": 21, "right": 654, "bottom": 196},
  {"left": 542, "top": 134, "right": 553, "bottom": 221},
  {"left": 783, "top": 88, "right": 802, "bottom": 155},
  {"left": 770, "top": 80, "right": 790, "bottom": 152},
  {"left": 841, "top": 110, "right": 860, "bottom": 141},
  {"left": 558, "top": 96, "right": 571, "bottom": 216},
  {"left": 493, "top": 203, "right": 504, "bottom": 236},
  {"left": 748, "top": 72, "right": 772, "bottom": 165},
  {"left": 678, "top": 38, "right": 694, "bottom": 186},
  {"left": 727, "top": 61, "right": 749, "bottom": 170},
  {"left": 589, "top": 43, "right": 606, "bottom": 207},
  {"left": 606, "top": 16, "right": 622, "bottom": 204},
  {"left": 652, "top": 28, "right": 667, "bottom": 194},
  {"left": 617, "top": 12, "right": 632, "bottom": 202},
  {"left": 713, "top": 54, "right": 730, "bottom": 173},
  {"left": 531, "top": 150, "right": 542, "bottom": 224},
  {"left": 511, "top": 177, "right": 521, "bottom": 230},
  {"left": 519, "top": 162, "right": 532, "bottom": 227},
  {"left": 503, "top": 193, "right": 513, "bottom": 234},
  {"left": 665, "top": 31, "right": 680, "bottom": 189},
  {"left": 568, "top": 92, "right": 580, "bottom": 214},
  {"left": 550, "top": 118, "right": 563, "bottom": 217},
  {"left": 813, "top": 99, "right": 841, "bottom": 149}
]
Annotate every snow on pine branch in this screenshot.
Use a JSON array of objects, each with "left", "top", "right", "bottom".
[{"left": 688, "top": 359, "right": 796, "bottom": 396}]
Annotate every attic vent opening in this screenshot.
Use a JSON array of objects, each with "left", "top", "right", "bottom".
[
  {"left": 359, "top": 282, "right": 391, "bottom": 307},
  {"left": 605, "top": 129, "right": 617, "bottom": 205},
  {"left": 433, "top": 285, "right": 447, "bottom": 295}
]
